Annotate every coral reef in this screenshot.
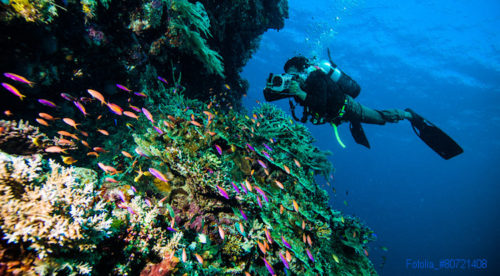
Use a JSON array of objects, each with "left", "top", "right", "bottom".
[{"left": 0, "top": 120, "right": 55, "bottom": 155}]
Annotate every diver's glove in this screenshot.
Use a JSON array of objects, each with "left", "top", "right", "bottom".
[{"left": 380, "top": 109, "right": 411, "bottom": 123}]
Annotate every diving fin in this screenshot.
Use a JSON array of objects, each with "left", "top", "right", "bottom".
[
  {"left": 349, "top": 121, "right": 370, "bottom": 149},
  {"left": 405, "top": 108, "right": 463, "bottom": 160}
]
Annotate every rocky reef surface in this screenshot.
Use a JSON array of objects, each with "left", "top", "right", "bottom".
[{"left": 0, "top": 0, "right": 377, "bottom": 275}]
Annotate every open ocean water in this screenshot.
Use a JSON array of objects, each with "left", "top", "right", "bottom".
[{"left": 243, "top": 0, "right": 500, "bottom": 275}]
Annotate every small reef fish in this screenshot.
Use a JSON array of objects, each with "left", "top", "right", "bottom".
[
  {"left": 231, "top": 182, "right": 240, "bottom": 194},
  {"left": 262, "top": 257, "right": 275, "bottom": 276},
  {"left": 257, "top": 196, "right": 262, "bottom": 208},
  {"left": 60, "top": 92, "right": 76, "bottom": 101},
  {"left": 79, "top": 130, "right": 89, "bottom": 137},
  {"left": 264, "top": 228, "right": 273, "bottom": 244},
  {"left": 257, "top": 241, "right": 266, "bottom": 255},
  {"left": 254, "top": 186, "right": 268, "bottom": 202},
  {"left": 73, "top": 101, "right": 88, "bottom": 116},
  {"left": 142, "top": 107, "right": 154, "bottom": 123},
  {"left": 189, "top": 120, "right": 202, "bottom": 127},
  {"left": 292, "top": 200, "right": 299, "bottom": 212},
  {"left": 38, "top": 99, "right": 57, "bottom": 108},
  {"left": 153, "top": 126, "right": 163, "bottom": 134},
  {"left": 4, "top": 110, "right": 13, "bottom": 116},
  {"left": 87, "top": 89, "right": 106, "bottom": 105},
  {"left": 134, "top": 92, "right": 147, "bottom": 97},
  {"left": 280, "top": 204, "right": 284, "bottom": 214},
  {"left": 157, "top": 76, "right": 168, "bottom": 84},
  {"left": 104, "top": 177, "right": 118, "bottom": 183},
  {"left": 224, "top": 84, "right": 231, "bottom": 90},
  {"left": 285, "top": 250, "right": 292, "bottom": 263},
  {"left": 2, "top": 83, "right": 25, "bottom": 100},
  {"left": 244, "top": 179, "right": 253, "bottom": 192},
  {"left": 58, "top": 138, "right": 74, "bottom": 145},
  {"left": 149, "top": 168, "right": 168, "bottom": 182},
  {"left": 182, "top": 248, "right": 187, "bottom": 263},
  {"left": 121, "top": 151, "right": 133, "bottom": 159},
  {"left": 294, "top": 159, "right": 301, "bottom": 167},
  {"left": 45, "top": 146, "right": 67, "bottom": 154},
  {"left": 279, "top": 252, "right": 290, "bottom": 269},
  {"left": 307, "top": 234, "right": 313, "bottom": 246},
  {"left": 306, "top": 248, "right": 315, "bottom": 262},
  {"left": 332, "top": 253, "right": 340, "bottom": 263},
  {"left": 61, "top": 156, "right": 77, "bottom": 165},
  {"left": 128, "top": 104, "right": 141, "bottom": 112},
  {"left": 107, "top": 103, "right": 123, "bottom": 115},
  {"left": 216, "top": 185, "right": 229, "bottom": 199},
  {"left": 93, "top": 147, "right": 108, "bottom": 153},
  {"left": 214, "top": 144, "right": 222, "bottom": 155},
  {"left": 240, "top": 209, "right": 248, "bottom": 220},
  {"left": 246, "top": 143, "right": 255, "bottom": 152},
  {"left": 63, "top": 118, "right": 79, "bottom": 129},
  {"left": 194, "top": 253, "right": 203, "bottom": 265},
  {"left": 39, "top": 113, "right": 56, "bottom": 120},
  {"left": 97, "top": 129, "right": 109, "bottom": 135},
  {"left": 57, "top": 130, "right": 78, "bottom": 140},
  {"left": 36, "top": 118, "right": 49, "bottom": 126},
  {"left": 282, "top": 236, "right": 291, "bottom": 249},
  {"left": 364, "top": 249, "right": 369, "bottom": 256},
  {"left": 263, "top": 143, "right": 273, "bottom": 152},
  {"left": 87, "top": 152, "right": 99, "bottom": 157},
  {"left": 116, "top": 83, "right": 132, "bottom": 92},
  {"left": 274, "top": 180, "right": 284, "bottom": 189},
  {"left": 283, "top": 165, "right": 290, "bottom": 174},
  {"left": 3, "top": 73, "right": 34, "bottom": 86},
  {"left": 123, "top": 111, "right": 138, "bottom": 119},
  {"left": 257, "top": 159, "right": 267, "bottom": 169},
  {"left": 218, "top": 226, "right": 225, "bottom": 241},
  {"left": 97, "top": 162, "right": 118, "bottom": 174}
]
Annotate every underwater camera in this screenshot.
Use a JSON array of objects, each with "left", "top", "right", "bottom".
[{"left": 263, "top": 73, "right": 299, "bottom": 102}]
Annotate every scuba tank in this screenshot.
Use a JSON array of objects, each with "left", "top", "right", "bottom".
[{"left": 314, "top": 59, "right": 361, "bottom": 99}]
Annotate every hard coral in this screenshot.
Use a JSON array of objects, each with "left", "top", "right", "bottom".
[{"left": 0, "top": 120, "right": 50, "bottom": 155}]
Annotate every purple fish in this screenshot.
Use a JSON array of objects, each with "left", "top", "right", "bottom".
[
  {"left": 38, "top": 99, "right": 57, "bottom": 108},
  {"left": 129, "top": 105, "right": 141, "bottom": 112},
  {"left": 282, "top": 236, "right": 291, "bottom": 249},
  {"left": 261, "top": 150, "right": 271, "bottom": 159},
  {"left": 142, "top": 107, "right": 154, "bottom": 123},
  {"left": 215, "top": 144, "right": 222, "bottom": 155},
  {"left": 231, "top": 182, "right": 240, "bottom": 194},
  {"left": 117, "top": 190, "right": 126, "bottom": 202},
  {"left": 262, "top": 257, "right": 275, "bottom": 276},
  {"left": 265, "top": 229, "right": 273, "bottom": 244},
  {"left": 263, "top": 143, "right": 273, "bottom": 152},
  {"left": 167, "top": 227, "right": 178, "bottom": 232},
  {"left": 130, "top": 185, "right": 137, "bottom": 193},
  {"left": 144, "top": 198, "right": 152, "bottom": 207},
  {"left": 60, "top": 92, "right": 76, "bottom": 101},
  {"left": 257, "top": 196, "right": 262, "bottom": 208},
  {"left": 279, "top": 253, "right": 290, "bottom": 269},
  {"left": 127, "top": 206, "right": 136, "bottom": 215},
  {"left": 153, "top": 126, "right": 163, "bottom": 134},
  {"left": 158, "top": 76, "right": 168, "bottom": 84},
  {"left": 73, "top": 101, "right": 88, "bottom": 116},
  {"left": 116, "top": 83, "right": 132, "bottom": 92},
  {"left": 240, "top": 181, "right": 248, "bottom": 194},
  {"left": 135, "top": 147, "right": 150, "bottom": 157},
  {"left": 134, "top": 92, "right": 147, "bottom": 97},
  {"left": 306, "top": 248, "right": 315, "bottom": 262},
  {"left": 3, "top": 73, "right": 33, "bottom": 86},
  {"left": 240, "top": 209, "right": 248, "bottom": 220},
  {"left": 246, "top": 143, "right": 255, "bottom": 152},
  {"left": 216, "top": 185, "right": 229, "bottom": 200},
  {"left": 149, "top": 168, "right": 168, "bottom": 182},
  {"left": 257, "top": 159, "right": 267, "bottom": 169},
  {"left": 254, "top": 186, "right": 268, "bottom": 203}
]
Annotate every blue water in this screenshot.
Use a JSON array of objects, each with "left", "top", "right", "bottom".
[{"left": 242, "top": 0, "right": 500, "bottom": 275}]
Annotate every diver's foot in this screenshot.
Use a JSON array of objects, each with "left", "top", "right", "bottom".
[{"left": 404, "top": 108, "right": 417, "bottom": 122}]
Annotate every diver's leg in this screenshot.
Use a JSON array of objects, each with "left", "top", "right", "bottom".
[{"left": 344, "top": 96, "right": 386, "bottom": 125}]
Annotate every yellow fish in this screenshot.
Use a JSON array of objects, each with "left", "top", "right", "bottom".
[
  {"left": 332, "top": 253, "right": 340, "bottom": 263},
  {"left": 61, "top": 156, "right": 78, "bottom": 165},
  {"left": 292, "top": 200, "right": 299, "bottom": 212}
]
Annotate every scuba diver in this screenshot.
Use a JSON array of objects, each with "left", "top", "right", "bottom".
[{"left": 263, "top": 50, "right": 463, "bottom": 160}]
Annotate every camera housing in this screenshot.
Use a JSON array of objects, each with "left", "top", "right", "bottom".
[{"left": 263, "top": 73, "right": 298, "bottom": 102}]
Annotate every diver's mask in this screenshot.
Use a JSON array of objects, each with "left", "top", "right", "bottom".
[{"left": 263, "top": 73, "right": 299, "bottom": 102}]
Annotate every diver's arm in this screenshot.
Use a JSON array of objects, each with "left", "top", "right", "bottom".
[{"left": 289, "top": 81, "right": 307, "bottom": 101}]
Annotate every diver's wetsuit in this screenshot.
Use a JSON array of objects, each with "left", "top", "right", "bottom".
[{"left": 296, "top": 69, "right": 408, "bottom": 125}]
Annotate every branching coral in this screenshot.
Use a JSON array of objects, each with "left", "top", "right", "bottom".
[{"left": 0, "top": 152, "right": 112, "bottom": 273}]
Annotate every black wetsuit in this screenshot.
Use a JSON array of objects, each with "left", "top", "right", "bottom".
[{"left": 296, "top": 69, "right": 407, "bottom": 125}]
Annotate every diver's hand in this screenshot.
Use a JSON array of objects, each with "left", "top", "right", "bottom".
[{"left": 289, "top": 81, "right": 300, "bottom": 95}]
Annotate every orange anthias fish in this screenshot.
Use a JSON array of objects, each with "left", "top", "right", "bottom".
[
  {"left": 142, "top": 107, "right": 154, "bottom": 123},
  {"left": 294, "top": 159, "right": 301, "bottom": 168},
  {"left": 39, "top": 113, "right": 56, "bottom": 120},
  {"left": 218, "top": 225, "right": 225, "bottom": 241},
  {"left": 93, "top": 147, "right": 108, "bottom": 153},
  {"left": 87, "top": 89, "right": 106, "bottom": 105},
  {"left": 194, "top": 253, "right": 203, "bottom": 265},
  {"left": 123, "top": 111, "right": 138, "bottom": 119},
  {"left": 97, "top": 129, "right": 109, "bottom": 136},
  {"left": 36, "top": 118, "right": 49, "bottom": 126},
  {"left": 292, "top": 200, "right": 299, "bottom": 212},
  {"left": 189, "top": 120, "right": 202, "bottom": 127},
  {"left": 107, "top": 103, "right": 123, "bottom": 115},
  {"left": 256, "top": 241, "right": 267, "bottom": 255},
  {"left": 57, "top": 138, "right": 74, "bottom": 145},
  {"left": 283, "top": 165, "right": 290, "bottom": 174},
  {"left": 45, "top": 146, "right": 67, "bottom": 154},
  {"left": 121, "top": 151, "right": 133, "bottom": 159},
  {"left": 274, "top": 180, "right": 284, "bottom": 189},
  {"left": 63, "top": 118, "right": 79, "bottom": 129},
  {"left": 57, "top": 130, "right": 79, "bottom": 140}
]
